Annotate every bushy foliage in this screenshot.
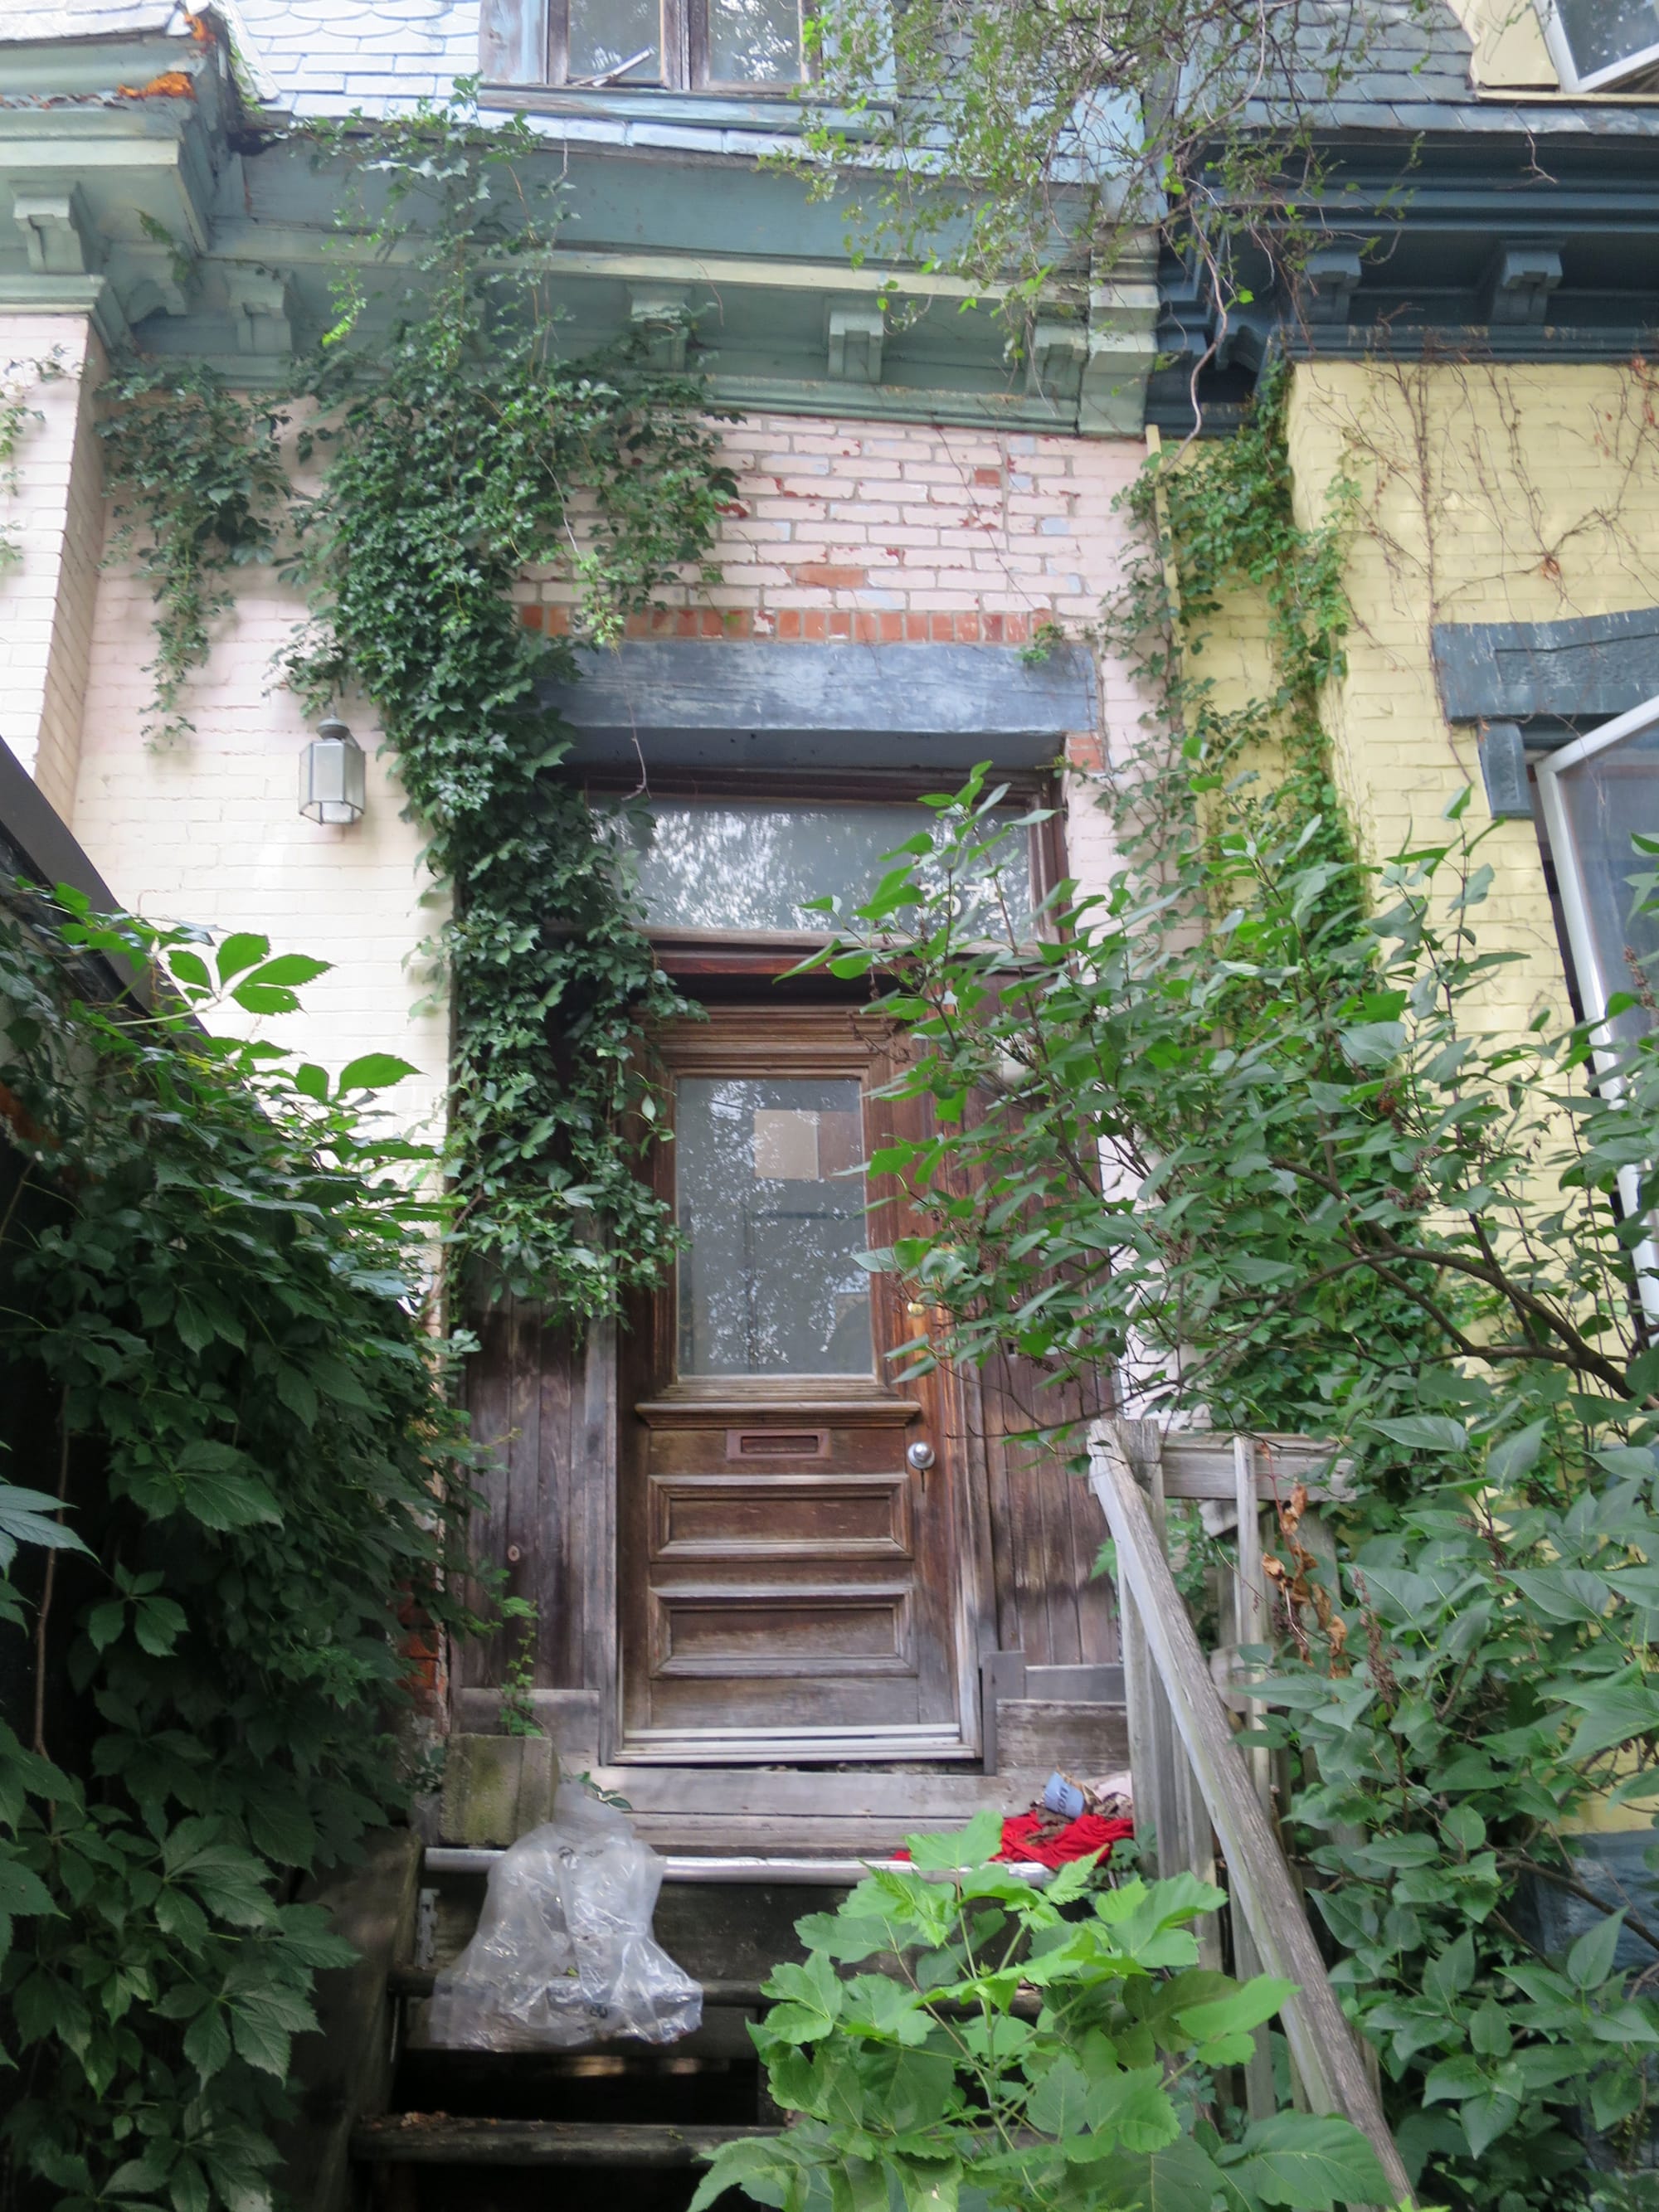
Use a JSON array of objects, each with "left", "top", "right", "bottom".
[
  {"left": 696, "top": 1816, "right": 1393, "bottom": 2212},
  {"left": 803, "top": 373, "right": 1659, "bottom": 2207},
  {"left": 0, "top": 894, "right": 479, "bottom": 2210}
]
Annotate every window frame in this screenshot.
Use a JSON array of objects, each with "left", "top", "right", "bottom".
[
  {"left": 1539, "top": 0, "right": 1659, "bottom": 93},
  {"left": 577, "top": 765, "right": 1065, "bottom": 980},
  {"left": 1535, "top": 693, "right": 1659, "bottom": 1321},
  {"left": 522, "top": 0, "right": 813, "bottom": 92}
]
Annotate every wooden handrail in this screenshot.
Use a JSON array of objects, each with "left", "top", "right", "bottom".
[{"left": 1088, "top": 1420, "right": 1413, "bottom": 2210}]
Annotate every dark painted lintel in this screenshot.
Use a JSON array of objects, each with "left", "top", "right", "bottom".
[
  {"left": 534, "top": 641, "right": 1098, "bottom": 773},
  {"left": 1433, "top": 605, "right": 1659, "bottom": 724}
]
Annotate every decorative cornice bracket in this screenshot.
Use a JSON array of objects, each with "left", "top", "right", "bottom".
[
  {"left": 826, "top": 298, "right": 884, "bottom": 385},
  {"left": 12, "top": 186, "right": 95, "bottom": 278},
  {"left": 1482, "top": 243, "right": 1564, "bottom": 327}
]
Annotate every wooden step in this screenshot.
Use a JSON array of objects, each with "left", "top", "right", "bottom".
[{"left": 352, "top": 2117, "right": 781, "bottom": 2167}]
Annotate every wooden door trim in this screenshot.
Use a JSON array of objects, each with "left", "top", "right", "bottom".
[{"left": 635, "top": 1394, "right": 920, "bottom": 1427}]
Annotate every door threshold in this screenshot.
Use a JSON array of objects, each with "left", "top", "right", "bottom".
[
  {"left": 615, "top": 1726, "right": 977, "bottom": 1767},
  {"left": 582, "top": 1762, "right": 1041, "bottom": 1856}
]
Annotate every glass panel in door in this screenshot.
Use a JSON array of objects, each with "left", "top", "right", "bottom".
[{"left": 676, "top": 1076, "right": 871, "bottom": 1377}]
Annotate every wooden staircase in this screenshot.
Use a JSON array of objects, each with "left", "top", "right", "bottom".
[{"left": 346, "top": 1855, "right": 848, "bottom": 2211}]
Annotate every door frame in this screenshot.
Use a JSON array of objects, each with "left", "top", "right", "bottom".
[{"left": 611, "top": 1002, "right": 993, "bottom": 1764}]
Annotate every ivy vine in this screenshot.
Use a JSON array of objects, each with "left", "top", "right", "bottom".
[
  {"left": 100, "top": 92, "right": 738, "bottom": 1320},
  {"left": 0, "top": 895, "right": 480, "bottom": 2211},
  {"left": 0, "top": 357, "right": 56, "bottom": 580}
]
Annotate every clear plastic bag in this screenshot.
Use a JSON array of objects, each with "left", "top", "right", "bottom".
[{"left": 426, "top": 1782, "right": 703, "bottom": 2049}]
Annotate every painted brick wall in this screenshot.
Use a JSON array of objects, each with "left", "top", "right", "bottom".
[
  {"left": 1285, "top": 359, "right": 1659, "bottom": 1040},
  {"left": 71, "top": 557, "right": 453, "bottom": 1141},
  {"left": 0, "top": 318, "right": 102, "bottom": 819},
  {"left": 518, "top": 412, "right": 1148, "bottom": 892},
  {"left": 61, "top": 406, "right": 1145, "bottom": 1128}
]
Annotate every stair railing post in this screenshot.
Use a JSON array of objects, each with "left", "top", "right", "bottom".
[{"left": 1090, "top": 1419, "right": 1413, "bottom": 2210}]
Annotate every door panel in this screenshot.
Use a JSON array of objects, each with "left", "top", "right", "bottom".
[{"left": 619, "top": 1008, "right": 978, "bottom": 1762}]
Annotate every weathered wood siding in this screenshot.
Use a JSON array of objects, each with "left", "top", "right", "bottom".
[
  {"left": 460, "top": 1310, "right": 1116, "bottom": 1705},
  {"left": 975, "top": 1353, "right": 1119, "bottom": 1668}
]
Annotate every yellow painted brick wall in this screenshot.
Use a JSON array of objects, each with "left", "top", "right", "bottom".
[{"left": 1277, "top": 357, "right": 1659, "bottom": 1042}]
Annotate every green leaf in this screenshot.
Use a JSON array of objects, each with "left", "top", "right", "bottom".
[
  {"left": 1175, "top": 1978, "right": 1295, "bottom": 2048},
  {"left": 1369, "top": 1415, "right": 1469, "bottom": 1453},
  {"left": 0, "top": 1858, "right": 56, "bottom": 1918},
  {"left": 240, "top": 954, "right": 331, "bottom": 990},
  {"left": 182, "top": 2005, "right": 231, "bottom": 2081},
  {"left": 0, "top": 1485, "right": 89, "bottom": 1574},
  {"left": 171, "top": 1446, "right": 282, "bottom": 1532},
  {"left": 1221, "top": 2114, "right": 1394, "bottom": 2207},
  {"left": 215, "top": 932, "right": 270, "bottom": 981},
  {"left": 1089, "top": 2136, "right": 1229, "bottom": 2211},
  {"left": 902, "top": 1810, "right": 1004, "bottom": 1871},
  {"left": 688, "top": 2137, "right": 800, "bottom": 2212},
  {"left": 1567, "top": 1909, "right": 1624, "bottom": 1991},
  {"left": 1564, "top": 1686, "right": 1659, "bottom": 1760},
  {"left": 337, "top": 1053, "right": 419, "bottom": 1091}
]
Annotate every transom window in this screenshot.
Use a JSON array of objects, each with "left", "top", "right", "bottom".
[
  {"left": 605, "top": 795, "right": 1038, "bottom": 936},
  {"left": 499, "top": 0, "right": 809, "bottom": 90}
]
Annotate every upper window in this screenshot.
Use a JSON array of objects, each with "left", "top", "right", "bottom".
[
  {"left": 1540, "top": 0, "right": 1659, "bottom": 92},
  {"left": 482, "top": 0, "right": 808, "bottom": 90}
]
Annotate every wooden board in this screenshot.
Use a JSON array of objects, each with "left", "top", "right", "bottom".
[
  {"left": 353, "top": 2118, "right": 780, "bottom": 2166},
  {"left": 1090, "top": 1424, "right": 1412, "bottom": 2208}
]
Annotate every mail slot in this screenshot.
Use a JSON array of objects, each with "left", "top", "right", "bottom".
[{"left": 726, "top": 1428, "right": 829, "bottom": 1459}]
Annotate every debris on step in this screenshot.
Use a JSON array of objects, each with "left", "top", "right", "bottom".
[
  {"left": 893, "top": 1769, "right": 1136, "bottom": 1871},
  {"left": 428, "top": 1784, "right": 703, "bottom": 2049}
]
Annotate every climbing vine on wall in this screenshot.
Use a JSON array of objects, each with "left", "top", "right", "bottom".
[{"left": 100, "top": 91, "right": 738, "bottom": 1320}]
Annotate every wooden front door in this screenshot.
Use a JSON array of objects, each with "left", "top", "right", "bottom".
[{"left": 619, "top": 1006, "right": 979, "bottom": 1762}]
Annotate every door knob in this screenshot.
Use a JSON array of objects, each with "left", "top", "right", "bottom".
[{"left": 906, "top": 1440, "right": 936, "bottom": 1472}]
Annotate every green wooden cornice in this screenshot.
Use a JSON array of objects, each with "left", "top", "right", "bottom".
[{"left": 0, "top": 22, "right": 1156, "bottom": 432}]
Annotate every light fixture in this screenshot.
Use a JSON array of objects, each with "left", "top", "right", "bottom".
[{"left": 299, "top": 716, "right": 367, "bottom": 826}]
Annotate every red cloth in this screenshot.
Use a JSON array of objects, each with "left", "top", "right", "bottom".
[
  {"left": 995, "top": 1811, "right": 1134, "bottom": 1869},
  {"left": 894, "top": 1812, "right": 1134, "bottom": 1871}
]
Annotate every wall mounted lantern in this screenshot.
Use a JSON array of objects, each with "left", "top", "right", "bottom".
[{"left": 299, "top": 716, "right": 367, "bottom": 826}]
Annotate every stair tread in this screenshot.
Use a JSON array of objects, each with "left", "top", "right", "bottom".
[{"left": 352, "top": 2116, "right": 781, "bottom": 2166}]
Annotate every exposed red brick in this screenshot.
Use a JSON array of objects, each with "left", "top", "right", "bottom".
[
  {"left": 1068, "top": 732, "right": 1106, "bottom": 771},
  {"left": 906, "top": 614, "right": 927, "bottom": 642},
  {"left": 546, "top": 606, "right": 571, "bottom": 636},
  {"left": 518, "top": 604, "right": 544, "bottom": 631},
  {"left": 957, "top": 613, "right": 980, "bottom": 643},
  {"left": 878, "top": 613, "right": 902, "bottom": 642},
  {"left": 805, "top": 610, "right": 830, "bottom": 641},
  {"left": 984, "top": 614, "right": 1005, "bottom": 643},
  {"left": 830, "top": 611, "right": 853, "bottom": 640},
  {"left": 974, "top": 466, "right": 1002, "bottom": 487},
  {"left": 777, "top": 610, "right": 803, "bottom": 640}
]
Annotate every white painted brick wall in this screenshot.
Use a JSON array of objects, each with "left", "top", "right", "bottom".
[
  {"left": 71, "top": 559, "right": 452, "bottom": 1143},
  {"left": 519, "top": 411, "right": 1150, "bottom": 892},
  {"left": 0, "top": 317, "right": 101, "bottom": 814}
]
